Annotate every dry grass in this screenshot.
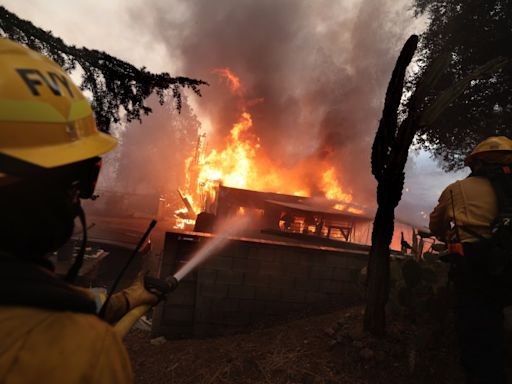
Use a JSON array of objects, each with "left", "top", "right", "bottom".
[{"left": 125, "top": 305, "right": 464, "bottom": 384}]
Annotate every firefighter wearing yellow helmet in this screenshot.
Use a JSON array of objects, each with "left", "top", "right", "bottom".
[
  {"left": 430, "top": 135, "right": 512, "bottom": 383},
  {"left": 0, "top": 39, "right": 157, "bottom": 383}
]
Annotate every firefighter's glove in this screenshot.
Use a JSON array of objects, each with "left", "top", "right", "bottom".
[
  {"left": 103, "top": 272, "right": 159, "bottom": 323},
  {"left": 122, "top": 271, "right": 160, "bottom": 310}
]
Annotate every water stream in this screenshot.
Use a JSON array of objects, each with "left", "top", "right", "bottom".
[{"left": 173, "top": 215, "right": 250, "bottom": 281}]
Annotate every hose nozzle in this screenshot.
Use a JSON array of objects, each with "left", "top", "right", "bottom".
[{"left": 144, "top": 275, "right": 179, "bottom": 298}]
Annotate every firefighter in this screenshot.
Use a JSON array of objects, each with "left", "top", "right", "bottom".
[
  {"left": 430, "top": 136, "right": 512, "bottom": 384},
  {"left": 0, "top": 39, "right": 158, "bottom": 383}
]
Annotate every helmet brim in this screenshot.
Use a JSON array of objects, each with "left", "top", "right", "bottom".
[{"left": 1, "top": 132, "right": 117, "bottom": 168}]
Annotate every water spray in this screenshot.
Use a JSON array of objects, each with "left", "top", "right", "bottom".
[{"left": 114, "top": 215, "right": 250, "bottom": 337}]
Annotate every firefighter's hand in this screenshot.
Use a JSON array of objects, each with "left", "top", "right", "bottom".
[
  {"left": 123, "top": 272, "right": 160, "bottom": 309},
  {"left": 102, "top": 272, "right": 160, "bottom": 324}
]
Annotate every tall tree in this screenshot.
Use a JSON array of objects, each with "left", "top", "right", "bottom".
[
  {"left": 412, "top": 0, "right": 512, "bottom": 170},
  {"left": 0, "top": 6, "right": 207, "bottom": 133}
]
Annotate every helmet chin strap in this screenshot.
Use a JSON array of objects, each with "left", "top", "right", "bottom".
[{"left": 65, "top": 205, "right": 87, "bottom": 282}]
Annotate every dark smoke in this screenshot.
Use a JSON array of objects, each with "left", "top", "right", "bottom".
[{"left": 130, "top": 0, "right": 418, "bottom": 208}]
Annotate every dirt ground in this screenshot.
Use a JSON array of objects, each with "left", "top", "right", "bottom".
[{"left": 125, "top": 305, "right": 465, "bottom": 384}]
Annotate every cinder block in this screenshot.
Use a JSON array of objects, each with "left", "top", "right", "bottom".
[
  {"left": 194, "top": 307, "right": 211, "bottom": 321},
  {"left": 244, "top": 272, "right": 272, "bottom": 287},
  {"left": 223, "top": 310, "right": 251, "bottom": 326},
  {"left": 199, "top": 283, "right": 229, "bottom": 298},
  {"left": 266, "top": 276, "right": 295, "bottom": 289},
  {"left": 255, "top": 286, "right": 282, "bottom": 301},
  {"left": 300, "top": 278, "right": 322, "bottom": 292},
  {"left": 264, "top": 301, "right": 291, "bottom": 315},
  {"left": 229, "top": 284, "right": 255, "bottom": 299},
  {"left": 234, "top": 244, "right": 252, "bottom": 259},
  {"left": 281, "top": 289, "right": 306, "bottom": 303},
  {"left": 259, "top": 260, "right": 282, "bottom": 273},
  {"left": 203, "top": 255, "right": 233, "bottom": 270},
  {"left": 310, "top": 265, "right": 334, "bottom": 280},
  {"left": 303, "top": 252, "right": 327, "bottom": 265},
  {"left": 321, "top": 280, "right": 344, "bottom": 294},
  {"left": 324, "top": 254, "right": 347, "bottom": 267},
  {"left": 305, "top": 291, "right": 326, "bottom": 303},
  {"left": 339, "top": 282, "right": 360, "bottom": 298},
  {"left": 332, "top": 267, "right": 361, "bottom": 283},
  {"left": 245, "top": 247, "right": 261, "bottom": 260},
  {"left": 246, "top": 258, "right": 261, "bottom": 270},
  {"left": 193, "top": 322, "right": 219, "bottom": 337},
  {"left": 323, "top": 292, "right": 342, "bottom": 304},
  {"left": 217, "top": 270, "right": 244, "bottom": 284},
  {"left": 198, "top": 268, "right": 218, "bottom": 284},
  {"left": 253, "top": 247, "right": 278, "bottom": 262},
  {"left": 220, "top": 298, "right": 241, "bottom": 312},
  {"left": 163, "top": 305, "right": 195, "bottom": 323},
  {"left": 290, "top": 302, "right": 306, "bottom": 311},
  {"left": 274, "top": 249, "right": 300, "bottom": 263},
  {"left": 283, "top": 263, "right": 310, "bottom": 278},
  {"left": 232, "top": 258, "right": 250, "bottom": 271},
  {"left": 166, "top": 324, "right": 194, "bottom": 339},
  {"left": 335, "top": 254, "right": 368, "bottom": 269},
  {"left": 166, "top": 291, "right": 195, "bottom": 306},
  {"left": 238, "top": 298, "right": 266, "bottom": 313},
  {"left": 208, "top": 308, "right": 224, "bottom": 322}
]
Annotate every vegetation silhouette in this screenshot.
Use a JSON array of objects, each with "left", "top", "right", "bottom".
[
  {"left": 0, "top": 6, "right": 207, "bottom": 133},
  {"left": 412, "top": 0, "right": 512, "bottom": 170}
]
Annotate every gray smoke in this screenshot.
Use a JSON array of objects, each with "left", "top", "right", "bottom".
[{"left": 129, "top": 0, "right": 419, "bottom": 207}]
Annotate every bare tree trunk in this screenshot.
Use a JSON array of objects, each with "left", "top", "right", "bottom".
[{"left": 364, "top": 177, "right": 403, "bottom": 336}]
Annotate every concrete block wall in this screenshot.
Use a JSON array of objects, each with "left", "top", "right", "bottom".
[{"left": 152, "top": 231, "right": 368, "bottom": 338}]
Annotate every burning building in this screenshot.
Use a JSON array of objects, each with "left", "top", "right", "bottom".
[{"left": 175, "top": 69, "right": 368, "bottom": 236}]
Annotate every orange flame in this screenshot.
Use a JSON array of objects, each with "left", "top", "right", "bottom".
[
  {"left": 212, "top": 68, "right": 242, "bottom": 95},
  {"left": 176, "top": 68, "right": 363, "bottom": 224}
]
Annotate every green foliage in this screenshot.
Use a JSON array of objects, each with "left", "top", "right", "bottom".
[
  {"left": 0, "top": 6, "right": 208, "bottom": 133},
  {"left": 412, "top": 0, "right": 512, "bottom": 170}
]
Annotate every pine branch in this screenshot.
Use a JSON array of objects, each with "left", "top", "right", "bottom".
[{"left": 0, "top": 6, "right": 208, "bottom": 133}]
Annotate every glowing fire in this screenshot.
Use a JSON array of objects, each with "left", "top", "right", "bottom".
[
  {"left": 199, "top": 112, "right": 258, "bottom": 190},
  {"left": 320, "top": 167, "right": 363, "bottom": 215},
  {"left": 213, "top": 68, "right": 242, "bottom": 94},
  {"left": 175, "top": 69, "right": 363, "bottom": 227}
]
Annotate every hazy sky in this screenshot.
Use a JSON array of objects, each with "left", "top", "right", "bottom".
[{"left": 2, "top": 1, "right": 466, "bottom": 227}]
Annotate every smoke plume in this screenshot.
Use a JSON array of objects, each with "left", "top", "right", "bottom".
[{"left": 129, "top": 0, "right": 419, "bottom": 208}]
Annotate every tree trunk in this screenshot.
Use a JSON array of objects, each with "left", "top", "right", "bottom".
[{"left": 364, "top": 182, "right": 397, "bottom": 336}]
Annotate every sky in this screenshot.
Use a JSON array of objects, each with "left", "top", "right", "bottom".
[{"left": 2, "top": 0, "right": 467, "bottom": 228}]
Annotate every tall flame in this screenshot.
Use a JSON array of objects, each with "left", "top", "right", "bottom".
[{"left": 177, "top": 69, "right": 363, "bottom": 222}]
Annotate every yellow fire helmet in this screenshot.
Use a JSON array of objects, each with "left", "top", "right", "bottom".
[
  {"left": 465, "top": 136, "right": 512, "bottom": 166},
  {"left": 0, "top": 38, "right": 117, "bottom": 173}
]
